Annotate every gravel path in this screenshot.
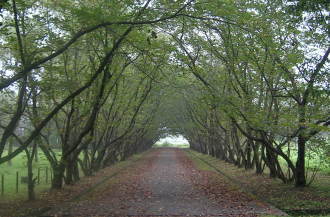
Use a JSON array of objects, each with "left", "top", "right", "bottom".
[{"left": 44, "top": 148, "right": 286, "bottom": 216}]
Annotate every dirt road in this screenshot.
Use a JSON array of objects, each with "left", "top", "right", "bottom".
[{"left": 44, "top": 148, "right": 286, "bottom": 216}]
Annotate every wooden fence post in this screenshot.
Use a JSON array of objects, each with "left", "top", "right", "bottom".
[
  {"left": 16, "top": 171, "right": 19, "bottom": 193},
  {"left": 1, "top": 174, "right": 4, "bottom": 196},
  {"left": 46, "top": 167, "right": 48, "bottom": 184},
  {"left": 50, "top": 168, "right": 52, "bottom": 184},
  {"left": 37, "top": 168, "right": 40, "bottom": 184}
]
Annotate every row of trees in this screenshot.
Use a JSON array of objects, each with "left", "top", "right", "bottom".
[
  {"left": 0, "top": 0, "right": 192, "bottom": 200},
  {"left": 0, "top": 0, "right": 329, "bottom": 200},
  {"left": 163, "top": 0, "right": 329, "bottom": 187}
]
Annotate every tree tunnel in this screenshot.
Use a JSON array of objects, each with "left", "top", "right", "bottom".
[{"left": 0, "top": 0, "right": 329, "bottom": 202}]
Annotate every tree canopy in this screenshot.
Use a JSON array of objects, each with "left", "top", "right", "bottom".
[{"left": 0, "top": 0, "right": 329, "bottom": 198}]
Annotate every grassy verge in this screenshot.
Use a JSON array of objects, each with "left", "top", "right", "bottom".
[
  {"left": 0, "top": 150, "right": 60, "bottom": 201},
  {"left": 186, "top": 149, "right": 330, "bottom": 217},
  {"left": 0, "top": 149, "right": 152, "bottom": 217}
]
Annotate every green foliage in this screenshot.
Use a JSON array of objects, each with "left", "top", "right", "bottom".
[{"left": 0, "top": 0, "right": 329, "bottom": 202}]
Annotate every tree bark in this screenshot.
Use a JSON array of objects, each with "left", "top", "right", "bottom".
[
  {"left": 52, "top": 162, "right": 65, "bottom": 189},
  {"left": 295, "top": 104, "right": 307, "bottom": 187},
  {"left": 295, "top": 135, "right": 306, "bottom": 186},
  {"left": 7, "top": 140, "right": 13, "bottom": 166},
  {"left": 27, "top": 157, "right": 35, "bottom": 200}
]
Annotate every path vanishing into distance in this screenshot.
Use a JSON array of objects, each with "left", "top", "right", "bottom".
[{"left": 44, "top": 148, "right": 286, "bottom": 217}]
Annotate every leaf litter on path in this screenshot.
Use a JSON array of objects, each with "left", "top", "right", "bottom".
[{"left": 42, "top": 148, "right": 287, "bottom": 216}]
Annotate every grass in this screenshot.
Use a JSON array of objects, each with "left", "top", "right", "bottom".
[
  {"left": 153, "top": 142, "right": 189, "bottom": 148},
  {"left": 277, "top": 139, "right": 330, "bottom": 176},
  {"left": 186, "top": 149, "right": 330, "bottom": 217},
  {"left": 0, "top": 147, "right": 149, "bottom": 202},
  {"left": 1, "top": 149, "right": 152, "bottom": 217},
  {"left": 0, "top": 150, "right": 61, "bottom": 201}
]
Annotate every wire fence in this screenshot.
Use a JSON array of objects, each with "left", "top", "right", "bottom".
[{"left": 0, "top": 167, "right": 53, "bottom": 197}]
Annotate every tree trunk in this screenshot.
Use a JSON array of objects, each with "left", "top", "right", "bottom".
[
  {"left": 65, "top": 157, "right": 76, "bottom": 185},
  {"left": 253, "top": 143, "right": 263, "bottom": 174},
  {"left": 225, "top": 131, "right": 235, "bottom": 163},
  {"left": 295, "top": 104, "right": 307, "bottom": 187},
  {"left": 34, "top": 143, "right": 38, "bottom": 162},
  {"left": 295, "top": 135, "right": 306, "bottom": 187},
  {"left": 52, "top": 163, "right": 65, "bottom": 189},
  {"left": 264, "top": 148, "right": 277, "bottom": 178},
  {"left": 73, "top": 160, "right": 80, "bottom": 182},
  {"left": 245, "top": 139, "right": 253, "bottom": 169},
  {"left": 27, "top": 157, "right": 35, "bottom": 200},
  {"left": 7, "top": 140, "right": 13, "bottom": 166},
  {"left": 23, "top": 145, "right": 36, "bottom": 201}
]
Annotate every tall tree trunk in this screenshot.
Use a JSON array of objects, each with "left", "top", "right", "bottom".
[
  {"left": 27, "top": 157, "right": 35, "bottom": 200},
  {"left": 24, "top": 146, "right": 36, "bottom": 201},
  {"left": 295, "top": 135, "right": 306, "bottom": 187},
  {"left": 295, "top": 104, "right": 307, "bottom": 187}
]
